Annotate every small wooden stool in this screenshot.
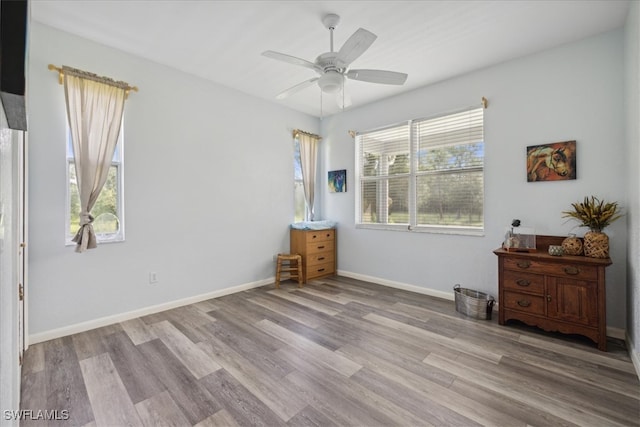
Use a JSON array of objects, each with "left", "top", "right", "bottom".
[{"left": 275, "top": 253, "right": 303, "bottom": 288}]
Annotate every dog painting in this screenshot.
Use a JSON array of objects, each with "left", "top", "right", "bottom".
[{"left": 526, "top": 141, "right": 576, "bottom": 182}]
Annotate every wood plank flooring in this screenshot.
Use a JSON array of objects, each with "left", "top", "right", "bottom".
[{"left": 20, "top": 276, "right": 640, "bottom": 426}]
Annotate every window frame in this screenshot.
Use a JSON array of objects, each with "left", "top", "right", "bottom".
[
  {"left": 355, "top": 106, "right": 484, "bottom": 236},
  {"left": 65, "top": 122, "right": 125, "bottom": 245}
]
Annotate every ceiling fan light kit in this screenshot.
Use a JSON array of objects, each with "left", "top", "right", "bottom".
[
  {"left": 318, "top": 71, "right": 344, "bottom": 93},
  {"left": 262, "top": 13, "right": 408, "bottom": 104}
]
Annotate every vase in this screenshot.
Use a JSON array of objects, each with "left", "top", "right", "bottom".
[
  {"left": 548, "top": 245, "right": 564, "bottom": 256},
  {"left": 562, "top": 234, "right": 583, "bottom": 256},
  {"left": 583, "top": 231, "right": 609, "bottom": 258}
]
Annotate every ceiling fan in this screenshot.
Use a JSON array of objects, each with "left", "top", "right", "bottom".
[{"left": 262, "top": 13, "right": 408, "bottom": 104}]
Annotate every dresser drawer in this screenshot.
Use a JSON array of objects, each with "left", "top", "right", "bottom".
[
  {"left": 504, "top": 258, "right": 547, "bottom": 273},
  {"left": 305, "top": 229, "right": 335, "bottom": 244},
  {"left": 503, "top": 270, "right": 544, "bottom": 295},
  {"left": 503, "top": 258, "right": 597, "bottom": 280},
  {"left": 503, "top": 291, "right": 545, "bottom": 315},
  {"left": 307, "top": 252, "right": 333, "bottom": 266},
  {"left": 306, "top": 262, "right": 335, "bottom": 279},
  {"left": 307, "top": 241, "right": 334, "bottom": 255},
  {"left": 543, "top": 263, "right": 597, "bottom": 281}
]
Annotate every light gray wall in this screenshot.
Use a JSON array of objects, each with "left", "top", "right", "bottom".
[
  {"left": 26, "top": 21, "right": 632, "bottom": 337},
  {"left": 625, "top": 1, "right": 640, "bottom": 366},
  {"left": 27, "top": 22, "right": 319, "bottom": 335},
  {"left": 320, "top": 29, "right": 628, "bottom": 329}
]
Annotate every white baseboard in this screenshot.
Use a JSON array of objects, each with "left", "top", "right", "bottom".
[
  {"left": 607, "top": 326, "right": 626, "bottom": 340},
  {"left": 28, "top": 271, "right": 632, "bottom": 355},
  {"left": 338, "top": 270, "right": 631, "bottom": 341},
  {"left": 28, "top": 277, "right": 273, "bottom": 345},
  {"left": 337, "top": 269, "right": 455, "bottom": 301},
  {"left": 626, "top": 331, "right": 640, "bottom": 379}
]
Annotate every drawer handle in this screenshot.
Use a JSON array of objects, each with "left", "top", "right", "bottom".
[
  {"left": 318, "top": 245, "right": 325, "bottom": 249},
  {"left": 311, "top": 234, "right": 318, "bottom": 239},
  {"left": 326, "top": 233, "right": 331, "bottom": 237},
  {"left": 317, "top": 257, "right": 325, "bottom": 261},
  {"left": 564, "top": 266, "right": 579, "bottom": 275},
  {"left": 516, "top": 260, "right": 531, "bottom": 269},
  {"left": 517, "top": 300, "right": 531, "bottom": 308},
  {"left": 516, "top": 279, "right": 530, "bottom": 287},
  {"left": 318, "top": 268, "right": 325, "bottom": 272},
  {"left": 547, "top": 295, "right": 552, "bottom": 302}
]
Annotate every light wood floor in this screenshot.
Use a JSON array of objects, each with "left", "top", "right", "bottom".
[{"left": 21, "top": 276, "right": 640, "bottom": 426}]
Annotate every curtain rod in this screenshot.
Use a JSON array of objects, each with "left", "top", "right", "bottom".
[
  {"left": 292, "top": 129, "right": 321, "bottom": 140},
  {"left": 48, "top": 64, "right": 139, "bottom": 99}
]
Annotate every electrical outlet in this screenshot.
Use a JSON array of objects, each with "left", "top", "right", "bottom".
[{"left": 149, "top": 272, "right": 158, "bottom": 284}]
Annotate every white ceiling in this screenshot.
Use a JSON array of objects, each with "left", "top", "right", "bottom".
[{"left": 30, "top": 0, "right": 630, "bottom": 118}]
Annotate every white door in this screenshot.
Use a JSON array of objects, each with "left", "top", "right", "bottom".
[
  {"left": 15, "top": 129, "right": 26, "bottom": 359},
  {"left": 0, "top": 108, "right": 26, "bottom": 422}
]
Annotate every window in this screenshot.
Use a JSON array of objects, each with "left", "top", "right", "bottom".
[
  {"left": 294, "top": 137, "right": 305, "bottom": 222},
  {"left": 66, "top": 124, "right": 125, "bottom": 243},
  {"left": 355, "top": 106, "right": 484, "bottom": 234}
]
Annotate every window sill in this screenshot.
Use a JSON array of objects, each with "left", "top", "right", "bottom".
[
  {"left": 65, "top": 236, "right": 125, "bottom": 246},
  {"left": 355, "top": 223, "right": 484, "bottom": 237}
]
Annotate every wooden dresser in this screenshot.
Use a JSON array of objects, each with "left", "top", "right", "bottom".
[
  {"left": 494, "top": 235, "right": 611, "bottom": 351},
  {"left": 290, "top": 228, "right": 336, "bottom": 282}
]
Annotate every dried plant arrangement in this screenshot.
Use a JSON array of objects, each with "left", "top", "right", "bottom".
[{"left": 562, "top": 196, "right": 622, "bottom": 232}]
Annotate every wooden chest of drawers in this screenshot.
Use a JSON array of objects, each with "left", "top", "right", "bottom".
[
  {"left": 494, "top": 235, "right": 611, "bottom": 351},
  {"left": 290, "top": 228, "right": 336, "bottom": 282}
]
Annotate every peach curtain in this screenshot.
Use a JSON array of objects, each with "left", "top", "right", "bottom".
[{"left": 297, "top": 131, "right": 321, "bottom": 221}]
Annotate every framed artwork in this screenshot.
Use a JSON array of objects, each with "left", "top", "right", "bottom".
[
  {"left": 328, "top": 169, "right": 346, "bottom": 193},
  {"left": 526, "top": 140, "right": 576, "bottom": 182}
]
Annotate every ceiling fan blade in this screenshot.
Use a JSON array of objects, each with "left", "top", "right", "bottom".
[
  {"left": 262, "top": 50, "right": 319, "bottom": 71},
  {"left": 336, "top": 28, "right": 377, "bottom": 67},
  {"left": 275, "top": 77, "right": 319, "bottom": 100},
  {"left": 346, "top": 69, "right": 408, "bottom": 85}
]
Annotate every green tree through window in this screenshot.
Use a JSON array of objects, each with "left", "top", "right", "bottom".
[{"left": 68, "top": 164, "right": 120, "bottom": 235}]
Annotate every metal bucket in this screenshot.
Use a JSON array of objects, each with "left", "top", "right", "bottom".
[{"left": 453, "top": 284, "right": 495, "bottom": 320}]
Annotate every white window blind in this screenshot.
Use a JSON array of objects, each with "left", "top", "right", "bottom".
[
  {"left": 357, "top": 123, "right": 410, "bottom": 225},
  {"left": 356, "top": 106, "right": 484, "bottom": 233}
]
